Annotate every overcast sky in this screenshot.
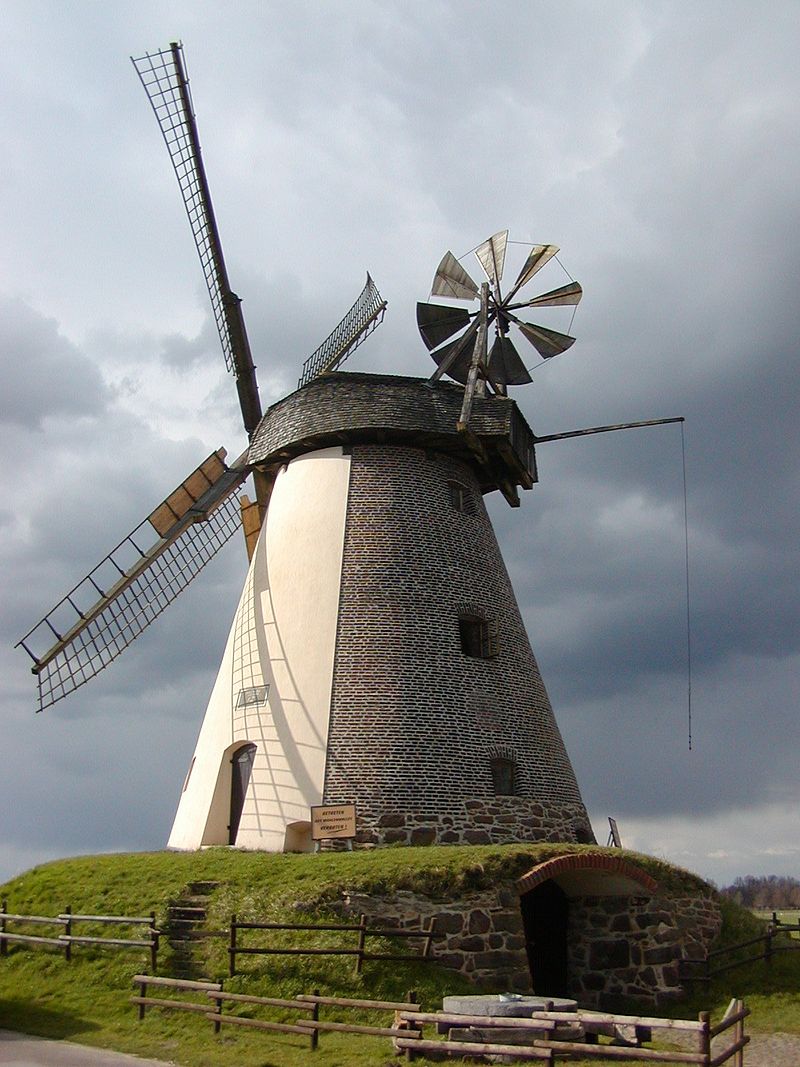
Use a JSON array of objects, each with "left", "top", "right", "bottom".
[{"left": 1, "top": 1, "right": 798, "bottom": 888}]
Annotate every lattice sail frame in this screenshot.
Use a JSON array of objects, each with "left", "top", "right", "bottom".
[
  {"left": 17, "top": 458, "right": 247, "bottom": 712},
  {"left": 132, "top": 44, "right": 235, "bottom": 372},
  {"left": 131, "top": 43, "right": 262, "bottom": 437},
  {"left": 298, "top": 274, "right": 388, "bottom": 389}
]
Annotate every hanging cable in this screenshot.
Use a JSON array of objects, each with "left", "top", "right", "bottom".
[{"left": 681, "top": 421, "right": 693, "bottom": 750}]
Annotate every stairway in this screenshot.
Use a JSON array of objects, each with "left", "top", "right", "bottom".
[{"left": 164, "top": 880, "right": 221, "bottom": 979}]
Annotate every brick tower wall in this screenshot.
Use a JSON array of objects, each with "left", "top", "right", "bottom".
[{"left": 322, "top": 443, "right": 594, "bottom": 846}]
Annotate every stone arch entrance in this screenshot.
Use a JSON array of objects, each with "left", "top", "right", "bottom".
[{"left": 517, "top": 854, "right": 658, "bottom": 999}]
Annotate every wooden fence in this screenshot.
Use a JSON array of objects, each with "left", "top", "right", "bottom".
[
  {"left": 132, "top": 975, "right": 419, "bottom": 1050},
  {"left": 130, "top": 979, "right": 748, "bottom": 1065},
  {"left": 680, "top": 917, "right": 800, "bottom": 983},
  {"left": 395, "top": 999, "right": 750, "bottom": 1065},
  {"left": 0, "top": 901, "right": 159, "bottom": 970},
  {"left": 228, "top": 912, "right": 437, "bottom": 976}
]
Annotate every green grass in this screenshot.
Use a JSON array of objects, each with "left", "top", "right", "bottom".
[
  {"left": 753, "top": 908, "right": 800, "bottom": 938},
  {"left": 0, "top": 846, "right": 797, "bottom": 1065}
]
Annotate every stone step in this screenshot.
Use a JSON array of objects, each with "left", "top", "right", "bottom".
[
  {"left": 187, "top": 881, "right": 221, "bottom": 895},
  {"left": 167, "top": 931, "right": 220, "bottom": 943}
]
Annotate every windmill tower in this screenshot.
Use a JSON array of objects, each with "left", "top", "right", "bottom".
[{"left": 17, "top": 44, "right": 679, "bottom": 853}]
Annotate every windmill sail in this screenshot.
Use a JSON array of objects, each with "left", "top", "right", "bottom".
[
  {"left": 297, "top": 274, "right": 387, "bottom": 388},
  {"left": 131, "top": 43, "right": 262, "bottom": 437},
  {"left": 16, "top": 451, "right": 247, "bottom": 712},
  {"left": 422, "top": 231, "right": 582, "bottom": 395}
]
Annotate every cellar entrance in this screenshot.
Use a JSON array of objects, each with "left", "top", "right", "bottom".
[{"left": 520, "top": 878, "right": 569, "bottom": 996}]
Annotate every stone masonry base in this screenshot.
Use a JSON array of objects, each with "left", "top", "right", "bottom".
[{"left": 351, "top": 798, "right": 595, "bottom": 848}]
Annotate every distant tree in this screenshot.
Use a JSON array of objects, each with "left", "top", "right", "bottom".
[{"left": 720, "top": 875, "right": 800, "bottom": 910}]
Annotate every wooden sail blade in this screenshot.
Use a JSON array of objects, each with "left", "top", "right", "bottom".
[
  {"left": 16, "top": 452, "right": 248, "bottom": 712},
  {"left": 416, "top": 302, "right": 471, "bottom": 352},
  {"left": 428, "top": 334, "right": 476, "bottom": 385},
  {"left": 504, "top": 243, "right": 561, "bottom": 303},
  {"left": 432, "top": 251, "right": 480, "bottom": 301},
  {"left": 131, "top": 43, "right": 262, "bottom": 437},
  {"left": 297, "top": 274, "right": 387, "bottom": 388},
  {"left": 515, "top": 318, "right": 576, "bottom": 359},
  {"left": 487, "top": 335, "right": 533, "bottom": 386},
  {"left": 475, "top": 230, "right": 508, "bottom": 289},
  {"left": 514, "top": 280, "right": 583, "bottom": 309}
]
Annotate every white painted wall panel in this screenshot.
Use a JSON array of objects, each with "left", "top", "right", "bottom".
[{"left": 167, "top": 447, "right": 350, "bottom": 851}]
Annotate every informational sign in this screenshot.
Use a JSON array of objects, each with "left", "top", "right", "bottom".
[{"left": 311, "top": 803, "right": 357, "bottom": 841}]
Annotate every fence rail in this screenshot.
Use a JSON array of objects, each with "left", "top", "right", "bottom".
[
  {"left": 1, "top": 901, "right": 159, "bottom": 969},
  {"left": 132, "top": 976, "right": 418, "bottom": 1051},
  {"left": 228, "top": 911, "right": 437, "bottom": 976},
  {"left": 680, "top": 919, "right": 800, "bottom": 983},
  {"left": 129, "top": 975, "right": 748, "bottom": 1065},
  {"left": 396, "top": 999, "right": 750, "bottom": 1066}
]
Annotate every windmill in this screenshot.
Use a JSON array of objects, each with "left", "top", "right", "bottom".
[{"left": 17, "top": 43, "right": 681, "bottom": 854}]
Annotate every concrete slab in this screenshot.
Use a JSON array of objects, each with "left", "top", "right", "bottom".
[{"left": 442, "top": 993, "right": 577, "bottom": 1016}]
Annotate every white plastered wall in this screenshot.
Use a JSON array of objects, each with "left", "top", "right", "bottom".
[{"left": 167, "top": 446, "right": 351, "bottom": 851}]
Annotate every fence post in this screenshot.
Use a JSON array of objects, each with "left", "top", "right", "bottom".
[
  {"left": 213, "top": 983, "right": 224, "bottom": 1034},
  {"left": 229, "top": 914, "right": 237, "bottom": 978},
  {"left": 63, "top": 905, "right": 72, "bottom": 962},
  {"left": 310, "top": 987, "right": 319, "bottom": 1051},
  {"left": 738, "top": 998, "right": 750, "bottom": 1067},
  {"left": 698, "top": 1010, "right": 710, "bottom": 1066},
  {"left": 765, "top": 926, "right": 773, "bottom": 968},
  {"left": 404, "top": 990, "right": 421, "bottom": 1060},
  {"left": 422, "top": 917, "right": 436, "bottom": 958},
  {"left": 0, "top": 898, "right": 6, "bottom": 958},
  {"left": 150, "top": 910, "right": 158, "bottom": 973},
  {"left": 137, "top": 977, "right": 147, "bottom": 1021},
  {"left": 355, "top": 913, "right": 367, "bottom": 974}
]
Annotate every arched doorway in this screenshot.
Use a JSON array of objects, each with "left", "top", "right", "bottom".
[
  {"left": 516, "top": 854, "right": 659, "bottom": 1000},
  {"left": 229, "top": 743, "right": 256, "bottom": 845},
  {"left": 520, "top": 879, "right": 569, "bottom": 995}
]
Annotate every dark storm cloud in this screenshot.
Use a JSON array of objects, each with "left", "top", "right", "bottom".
[{"left": 0, "top": 298, "right": 109, "bottom": 427}]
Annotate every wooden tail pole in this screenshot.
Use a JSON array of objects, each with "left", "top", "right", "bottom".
[{"left": 458, "top": 282, "right": 489, "bottom": 431}]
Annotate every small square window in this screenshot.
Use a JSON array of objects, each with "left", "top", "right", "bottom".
[
  {"left": 448, "top": 481, "right": 473, "bottom": 514},
  {"left": 236, "top": 685, "right": 270, "bottom": 708},
  {"left": 459, "top": 614, "right": 498, "bottom": 659},
  {"left": 491, "top": 757, "right": 516, "bottom": 796}
]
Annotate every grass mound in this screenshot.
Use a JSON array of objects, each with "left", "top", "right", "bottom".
[{"left": 0, "top": 845, "right": 797, "bottom": 1065}]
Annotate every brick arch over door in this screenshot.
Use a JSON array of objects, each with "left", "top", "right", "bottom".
[{"left": 516, "top": 853, "right": 659, "bottom": 897}]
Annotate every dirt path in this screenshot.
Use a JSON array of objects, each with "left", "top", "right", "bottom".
[{"left": 744, "top": 1031, "right": 800, "bottom": 1065}]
